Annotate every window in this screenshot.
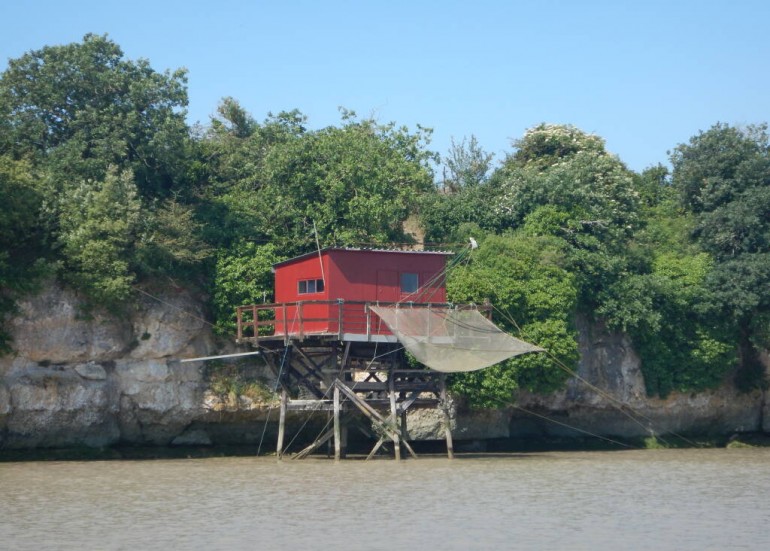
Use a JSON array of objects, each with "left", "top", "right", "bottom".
[
  {"left": 400, "top": 272, "right": 419, "bottom": 294},
  {"left": 298, "top": 278, "right": 325, "bottom": 294}
]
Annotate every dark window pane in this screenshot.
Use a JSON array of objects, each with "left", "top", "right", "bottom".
[{"left": 400, "top": 272, "right": 418, "bottom": 294}]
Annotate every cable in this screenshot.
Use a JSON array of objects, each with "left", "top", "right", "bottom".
[
  {"left": 488, "top": 303, "right": 703, "bottom": 448},
  {"left": 133, "top": 286, "right": 218, "bottom": 329},
  {"left": 256, "top": 343, "right": 292, "bottom": 456},
  {"left": 509, "top": 404, "right": 637, "bottom": 449}
]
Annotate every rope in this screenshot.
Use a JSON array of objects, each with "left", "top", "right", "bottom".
[
  {"left": 509, "top": 404, "right": 637, "bottom": 449},
  {"left": 283, "top": 315, "right": 400, "bottom": 456},
  {"left": 488, "top": 303, "right": 703, "bottom": 448},
  {"left": 133, "top": 286, "right": 217, "bottom": 329},
  {"left": 256, "top": 343, "right": 291, "bottom": 456}
]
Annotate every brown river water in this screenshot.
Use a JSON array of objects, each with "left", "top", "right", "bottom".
[{"left": 2, "top": 448, "right": 769, "bottom": 550}]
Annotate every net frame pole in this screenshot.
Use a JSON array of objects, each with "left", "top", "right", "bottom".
[{"left": 440, "top": 373, "right": 454, "bottom": 459}]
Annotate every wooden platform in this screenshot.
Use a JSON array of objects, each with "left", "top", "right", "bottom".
[
  {"left": 253, "top": 337, "right": 452, "bottom": 460},
  {"left": 235, "top": 300, "right": 493, "bottom": 460}
]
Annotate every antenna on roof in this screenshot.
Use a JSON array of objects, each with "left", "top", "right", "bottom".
[{"left": 313, "top": 220, "right": 326, "bottom": 287}]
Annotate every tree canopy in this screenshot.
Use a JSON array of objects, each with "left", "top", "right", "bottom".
[
  {"left": 1, "top": 35, "right": 767, "bottom": 403},
  {"left": 672, "top": 123, "right": 770, "bottom": 390}
]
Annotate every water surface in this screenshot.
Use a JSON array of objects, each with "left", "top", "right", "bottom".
[{"left": 2, "top": 448, "right": 768, "bottom": 550}]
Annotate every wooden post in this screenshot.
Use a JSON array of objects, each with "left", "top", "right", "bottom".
[
  {"left": 335, "top": 381, "right": 417, "bottom": 459},
  {"left": 388, "top": 369, "right": 402, "bottom": 461},
  {"left": 282, "top": 303, "right": 288, "bottom": 343},
  {"left": 298, "top": 301, "right": 304, "bottom": 341},
  {"left": 333, "top": 384, "right": 341, "bottom": 461},
  {"left": 277, "top": 388, "right": 288, "bottom": 460},
  {"left": 440, "top": 373, "right": 454, "bottom": 459},
  {"left": 337, "top": 299, "right": 344, "bottom": 339},
  {"left": 340, "top": 423, "right": 348, "bottom": 459}
]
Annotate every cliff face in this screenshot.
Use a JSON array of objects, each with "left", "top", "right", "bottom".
[
  {"left": 0, "top": 284, "right": 767, "bottom": 450},
  {"left": 0, "top": 282, "right": 215, "bottom": 449},
  {"left": 511, "top": 316, "right": 767, "bottom": 439}
]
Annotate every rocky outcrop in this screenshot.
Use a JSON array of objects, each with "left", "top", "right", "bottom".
[
  {"left": 512, "top": 316, "right": 765, "bottom": 439},
  {"left": 1, "top": 283, "right": 767, "bottom": 450},
  {"left": 0, "top": 282, "right": 222, "bottom": 449}
]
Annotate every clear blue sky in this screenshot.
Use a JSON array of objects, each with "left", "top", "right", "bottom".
[{"left": 2, "top": 0, "right": 768, "bottom": 172}]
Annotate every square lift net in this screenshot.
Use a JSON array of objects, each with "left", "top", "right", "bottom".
[{"left": 368, "top": 305, "right": 543, "bottom": 373}]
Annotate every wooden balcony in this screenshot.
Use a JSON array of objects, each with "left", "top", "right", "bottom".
[{"left": 235, "top": 300, "right": 491, "bottom": 344}]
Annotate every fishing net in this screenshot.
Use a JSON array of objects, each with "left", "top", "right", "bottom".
[{"left": 368, "top": 305, "right": 543, "bottom": 373}]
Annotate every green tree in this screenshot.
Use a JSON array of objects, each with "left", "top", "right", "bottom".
[
  {"left": 0, "top": 156, "right": 47, "bottom": 350},
  {"left": 510, "top": 123, "right": 605, "bottom": 171},
  {"left": 203, "top": 109, "right": 436, "bottom": 255},
  {"left": 447, "top": 234, "right": 578, "bottom": 406},
  {"left": 211, "top": 242, "right": 283, "bottom": 335},
  {"left": 134, "top": 196, "right": 213, "bottom": 278},
  {"left": 672, "top": 123, "right": 770, "bottom": 390},
  {"left": 56, "top": 166, "right": 141, "bottom": 305},
  {"left": 495, "top": 125, "right": 640, "bottom": 309},
  {"left": 441, "top": 135, "right": 494, "bottom": 192},
  {"left": 0, "top": 35, "right": 208, "bottom": 318},
  {"left": 419, "top": 136, "right": 502, "bottom": 243},
  {"left": 0, "top": 33, "right": 190, "bottom": 197}
]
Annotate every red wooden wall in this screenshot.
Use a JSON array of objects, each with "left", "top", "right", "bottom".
[{"left": 273, "top": 248, "right": 450, "bottom": 336}]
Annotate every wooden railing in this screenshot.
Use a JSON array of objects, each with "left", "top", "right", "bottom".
[{"left": 235, "top": 300, "right": 491, "bottom": 343}]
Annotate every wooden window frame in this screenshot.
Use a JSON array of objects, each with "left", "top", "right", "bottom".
[{"left": 298, "top": 278, "right": 325, "bottom": 295}]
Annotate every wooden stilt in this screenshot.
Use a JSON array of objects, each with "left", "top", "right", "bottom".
[
  {"left": 277, "top": 388, "right": 288, "bottom": 459},
  {"left": 440, "top": 374, "right": 454, "bottom": 459},
  {"left": 335, "top": 380, "right": 418, "bottom": 459},
  {"left": 366, "top": 437, "right": 386, "bottom": 461},
  {"left": 333, "top": 384, "right": 341, "bottom": 461},
  {"left": 293, "top": 427, "right": 335, "bottom": 459},
  {"left": 388, "top": 369, "right": 402, "bottom": 461}
]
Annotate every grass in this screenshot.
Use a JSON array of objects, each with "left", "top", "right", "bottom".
[{"left": 206, "top": 360, "right": 277, "bottom": 404}]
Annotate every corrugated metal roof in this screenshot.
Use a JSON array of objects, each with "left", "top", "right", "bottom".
[{"left": 273, "top": 246, "right": 454, "bottom": 268}]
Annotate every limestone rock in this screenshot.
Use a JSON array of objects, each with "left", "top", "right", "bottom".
[
  {"left": 171, "top": 429, "right": 212, "bottom": 446},
  {"left": 514, "top": 316, "right": 764, "bottom": 439},
  {"left": 8, "top": 281, "right": 131, "bottom": 363},
  {"left": 1, "top": 280, "right": 768, "bottom": 450},
  {"left": 4, "top": 368, "right": 119, "bottom": 448},
  {"left": 405, "top": 406, "right": 510, "bottom": 441},
  {"left": 129, "top": 289, "right": 208, "bottom": 360},
  {"left": 74, "top": 362, "right": 107, "bottom": 381}
]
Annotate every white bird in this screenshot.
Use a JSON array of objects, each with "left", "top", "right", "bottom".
[{"left": 469, "top": 237, "right": 478, "bottom": 250}]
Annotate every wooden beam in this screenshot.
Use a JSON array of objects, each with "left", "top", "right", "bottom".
[
  {"left": 340, "top": 341, "right": 351, "bottom": 373},
  {"left": 285, "top": 363, "right": 325, "bottom": 399},
  {"left": 335, "top": 380, "right": 417, "bottom": 459},
  {"left": 277, "top": 388, "right": 288, "bottom": 459},
  {"left": 333, "top": 384, "right": 341, "bottom": 461},
  {"left": 365, "top": 437, "right": 386, "bottom": 461},
  {"left": 388, "top": 367, "right": 401, "bottom": 461},
  {"left": 293, "top": 347, "right": 329, "bottom": 385},
  {"left": 440, "top": 374, "right": 454, "bottom": 459},
  {"left": 293, "top": 427, "right": 335, "bottom": 460}
]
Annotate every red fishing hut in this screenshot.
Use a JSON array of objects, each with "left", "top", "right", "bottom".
[
  {"left": 237, "top": 247, "right": 452, "bottom": 342},
  {"left": 233, "top": 246, "right": 501, "bottom": 460}
]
